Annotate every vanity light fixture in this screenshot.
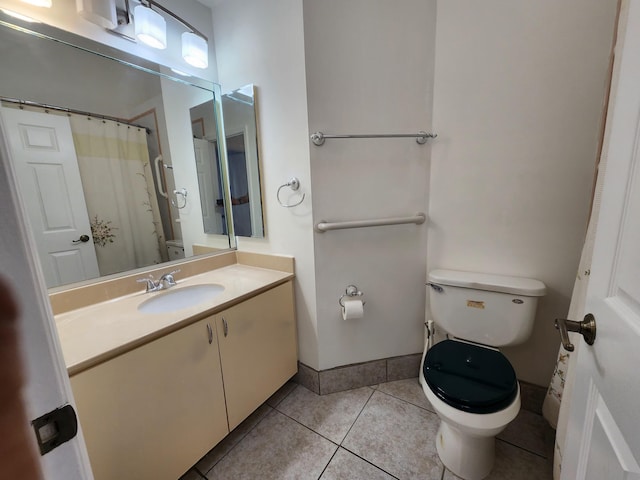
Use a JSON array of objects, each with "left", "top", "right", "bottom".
[
  {"left": 20, "top": 0, "right": 52, "bottom": 7},
  {"left": 78, "top": 0, "right": 209, "bottom": 69},
  {"left": 76, "top": 0, "right": 117, "bottom": 29},
  {"left": 136, "top": 0, "right": 209, "bottom": 68},
  {"left": 181, "top": 31, "right": 208, "bottom": 69},
  {"left": 134, "top": 2, "right": 166, "bottom": 49}
]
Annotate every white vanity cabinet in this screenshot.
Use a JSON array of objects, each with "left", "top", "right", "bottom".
[
  {"left": 69, "top": 280, "right": 297, "bottom": 480},
  {"left": 70, "top": 316, "right": 228, "bottom": 480},
  {"left": 215, "top": 281, "right": 298, "bottom": 430}
]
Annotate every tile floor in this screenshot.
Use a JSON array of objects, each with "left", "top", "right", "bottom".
[{"left": 180, "top": 378, "right": 554, "bottom": 480}]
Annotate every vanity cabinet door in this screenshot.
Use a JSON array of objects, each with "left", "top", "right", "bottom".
[
  {"left": 70, "top": 317, "right": 228, "bottom": 480},
  {"left": 216, "top": 281, "right": 298, "bottom": 430}
]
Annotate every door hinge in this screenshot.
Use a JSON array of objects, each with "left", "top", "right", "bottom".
[{"left": 31, "top": 404, "right": 78, "bottom": 455}]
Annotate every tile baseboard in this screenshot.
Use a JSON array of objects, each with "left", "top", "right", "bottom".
[
  {"left": 293, "top": 353, "right": 421, "bottom": 396},
  {"left": 294, "top": 355, "right": 548, "bottom": 414}
]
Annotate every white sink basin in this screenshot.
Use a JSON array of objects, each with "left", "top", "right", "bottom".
[{"left": 138, "top": 284, "right": 225, "bottom": 314}]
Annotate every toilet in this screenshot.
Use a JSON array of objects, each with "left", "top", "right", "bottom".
[
  {"left": 419, "top": 269, "right": 546, "bottom": 480},
  {"left": 166, "top": 239, "right": 185, "bottom": 261}
]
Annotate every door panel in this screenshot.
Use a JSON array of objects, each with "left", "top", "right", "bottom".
[
  {"left": 216, "top": 283, "right": 298, "bottom": 430},
  {"left": 71, "top": 318, "right": 228, "bottom": 480},
  {"left": 562, "top": 2, "right": 640, "bottom": 478},
  {"left": 0, "top": 107, "right": 99, "bottom": 287}
]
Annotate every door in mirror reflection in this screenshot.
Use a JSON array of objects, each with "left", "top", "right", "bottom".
[
  {"left": 191, "top": 84, "right": 264, "bottom": 238},
  {"left": 0, "top": 17, "right": 233, "bottom": 289},
  {"left": 1, "top": 107, "right": 100, "bottom": 287}
]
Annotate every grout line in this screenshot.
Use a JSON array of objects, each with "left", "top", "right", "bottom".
[
  {"left": 374, "top": 385, "right": 437, "bottom": 414},
  {"left": 274, "top": 408, "right": 340, "bottom": 445},
  {"left": 339, "top": 387, "right": 375, "bottom": 445},
  {"left": 315, "top": 446, "right": 340, "bottom": 480},
  {"left": 316, "top": 369, "right": 321, "bottom": 395},
  {"left": 495, "top": 437, "right": 550, "bottom": 460},
  {"left": 338, "top": 445, "right": 401, "bottom": 480}
]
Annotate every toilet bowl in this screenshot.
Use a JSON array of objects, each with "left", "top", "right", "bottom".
[{"left": 420, "top": 269, "right": 546, "bottom": 480}]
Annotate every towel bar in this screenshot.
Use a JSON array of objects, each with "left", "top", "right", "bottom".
[{"left": 315, "top": 213, "right": 426, "bottom": 233}]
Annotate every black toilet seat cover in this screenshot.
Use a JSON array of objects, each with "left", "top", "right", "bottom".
[{"left": 423, "top": 340, "right": 518, "bottom": 414}]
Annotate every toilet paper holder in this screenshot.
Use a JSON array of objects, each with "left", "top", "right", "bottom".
[{"left": 338, "top": 285, "right": 365, "bottom": 307}]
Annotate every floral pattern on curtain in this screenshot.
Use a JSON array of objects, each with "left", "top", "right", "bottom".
[{"left": 69, "top": 115, "right": 165, "bottom": 276}]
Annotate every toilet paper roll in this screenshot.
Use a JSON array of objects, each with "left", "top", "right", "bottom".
[{"left": 342, "top": 299, "right": 364, "bottom": 320}]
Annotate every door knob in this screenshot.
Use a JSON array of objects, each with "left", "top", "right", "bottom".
[
  {"left": 554, "top": 313, "right": 597, "bottom": 352},
  {"left": 72, "top": 234, "right": 90, "bottom": 244}
]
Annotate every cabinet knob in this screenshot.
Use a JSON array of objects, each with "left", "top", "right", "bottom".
[{"left": 207, "top": 323, "right": 213, "bottom": 344}]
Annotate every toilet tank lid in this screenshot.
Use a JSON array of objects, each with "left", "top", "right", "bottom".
[{"left": 428, "top": 269, "right": 546, "bottom": 297}]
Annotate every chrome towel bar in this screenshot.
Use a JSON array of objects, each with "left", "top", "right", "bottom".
[
  {"left": 310, "top": 131, "right": 436, "bottom": 146},
  {"left": 315, "top": 213, "right": 426, "bottom": 233}
]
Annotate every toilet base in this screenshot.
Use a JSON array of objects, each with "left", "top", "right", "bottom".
[{"left": 436, "top": 420, "right": 495, "bottom": 480}]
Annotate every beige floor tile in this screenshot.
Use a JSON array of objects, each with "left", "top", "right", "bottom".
[
  {"left": 208, "top": 410, "right": 337, "bottom": 480},
  {"left": 497, "top": 409, "right": 555, "bottom": 458},
  {"left": 196, "top": 404, "right": 272, "bottom": 474},
  {"left": 320, "top": 448, "right": 396, "bottom": 480},
  {"left": 443, "top": 440, "right": 552, "bottom": 480},
  {"left": 376, "top": 377, "right": 434, "bottom": 412},
  {"left": 343, "top": 390, "right": 444, "bottom": 479},
  {"left": 277, "top": 384, "right": 374, "bottom": 443}
]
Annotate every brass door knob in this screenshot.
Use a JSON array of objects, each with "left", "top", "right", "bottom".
[{"left": 554, "top": 313, "right": 597, "bottom": 352}]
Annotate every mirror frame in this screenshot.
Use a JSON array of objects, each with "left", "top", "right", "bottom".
[{"left": 0, "top": 11, "right": 238, "bottom": 294}]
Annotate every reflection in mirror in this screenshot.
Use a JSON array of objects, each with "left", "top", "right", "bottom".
[
  {"left": 190, "top": 85, "right": 264, "bottom": 238},
  {"left": 0, "top": 17, "right": 234, "bottom": 289}
]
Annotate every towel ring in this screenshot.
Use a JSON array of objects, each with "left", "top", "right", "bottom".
[
  {"left": 277, "top": 177, "right": 305, "bottom": 208},
  {"left": 171, "top": 188, "right": 188, "bottom": 209}
]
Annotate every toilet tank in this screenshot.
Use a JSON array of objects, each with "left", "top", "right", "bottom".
[{"left": 427, "top": 269, "right": 546, "bottom": 347}]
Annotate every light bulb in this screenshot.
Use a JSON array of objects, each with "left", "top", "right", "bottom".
[
  {"left": 134, "top": 5, "right": 166, "bottom": 50},
  {"left": 182, "top": 32, "right": 208, "bottom": 69}
]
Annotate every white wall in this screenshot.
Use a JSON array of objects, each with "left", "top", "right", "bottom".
[
  {"left": 211, "top": 0, "right": 319, "bottom": 367},
  {"left": 429, "top": 0, "right": 618, "bottom": 386},
  {"left": 0, "top": 0, "right": 218, "bottom": 81},
  {"left": 0, "top": 24, "right": 157, "bottom": 117},
  {"left": 304, "top": 0, "right": 437, "bottom": 369}
]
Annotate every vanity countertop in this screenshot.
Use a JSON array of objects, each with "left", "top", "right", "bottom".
[{"left": 55, "top": 264, "right": 294, "bottom": 376}]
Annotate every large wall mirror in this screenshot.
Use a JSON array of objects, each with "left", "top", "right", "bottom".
[
  {"left": 0, "top": 14, "right": 237, "bottom": 289},
  {"left": 190, "top": 85, "right": 264, "bottom": 238}
]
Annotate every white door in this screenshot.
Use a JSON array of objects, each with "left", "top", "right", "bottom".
[
  {"left": 0, "top": 107, "right": 99, "bottom": 288},
  {"left": 561, "top": 2, "right": 640, "bottom": 478},
  {"left": 0, "top": 112, "right": 94, "bottom": 479},
  {"left": 194, "top": 137, "right": 222, "bottom": 233}
]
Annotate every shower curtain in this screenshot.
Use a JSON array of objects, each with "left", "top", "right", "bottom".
[{"left": 69, "top": 116, "right": 165, "bottom": 276}]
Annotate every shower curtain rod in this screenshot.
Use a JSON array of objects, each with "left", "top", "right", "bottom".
[{"left": 0, "top": 96, "right": 151, "bottom": 134}]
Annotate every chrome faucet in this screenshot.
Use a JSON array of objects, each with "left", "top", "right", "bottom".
[
  {"left": 158, "top": 270, "right": 179, "bottom": 289},
  {"left": 136, "top": 269, "right": 180, "bottom": 293}
]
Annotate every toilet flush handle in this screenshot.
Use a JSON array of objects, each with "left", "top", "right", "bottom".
[{"left": 554, "top": 314, "right": 597, "bottom": 352}]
